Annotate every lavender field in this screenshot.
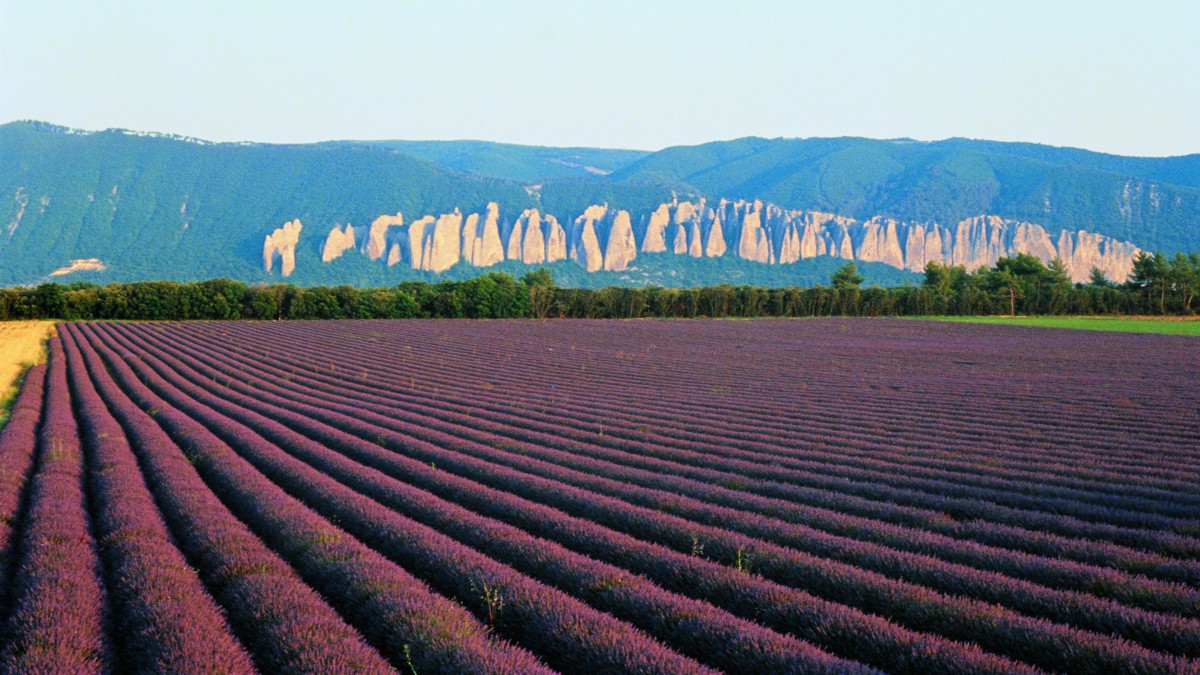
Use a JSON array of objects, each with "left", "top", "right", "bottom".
[{"left": 1, "top": 318, "right": 1198, "bottom": 674}]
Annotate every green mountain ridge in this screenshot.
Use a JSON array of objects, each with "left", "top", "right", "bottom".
[
  {"left": 0, "top": 122, "right": 535, "bottom": 285},
  {"left": 608, "top": 136, "right": 1200, "bottom": 251},
  {"left": 1, "top": 121, "right": 1197, "bottom": 288},
  {"left": 329, "top": 139, "right": 651, "bottom": 184}
]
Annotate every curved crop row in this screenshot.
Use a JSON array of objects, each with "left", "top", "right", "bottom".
[
  {"left": 115, "top": 323, "right": 1200, "bottom": 651},
  {"left": 76, "top": 323, "right": 707, "bottom": 675},
  {"left": 0, "top": 340, "right": 111, "bottom": 671},
  {"left": 0, "top": 363, "right": 45, "bottom": 619},
  {"left": 60, "top": 330, "right": 255, "bottom": 671},
  {"left": 95, "top": 322, "right": 1196, "bottom": 674},
  {"left": 16, "top": 317, "right": 1194, "bottom": 674},
  {"left": 120, "top": 336, "right": 868, "bottom": 675},
  {"left": 235, "top": 320, "right": 1200, "bottom": 483},
  {"left": 61, "top": 326, "right": 397, "bottom": 673},
  {"left": 162, "top": 321, "right": 1200, "bottom": 587},
  {"left": 94, "top": 322, "right": 1024, "bottom": 675},
  {"left": 151, "top": 321, "right": 1200, "bottom": 619},
  {"left": 232, "top": 320, "right": 1200, "bottom": 517}
]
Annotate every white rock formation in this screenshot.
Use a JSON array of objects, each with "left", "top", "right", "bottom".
[
  {"left": 407, "top": 215, "right": 435, "bottom": 270},
  {"left": 322, "top": 224, "right": 356, "bottom": 262},
  {"left": 642, "top": 204, "right": 671, "bottom": 253},
  {"left": 316, "top": 199, "right": 1140, "bottom": 282},
  {"left": 546, "top": 214, "right": 568, "bottom": 263},
  {"left": 463, "top": 202, "right": 505, "bottom": 268},
  {"left": 366, "top": 213, "right": 403, "bottom": 261},
  {"left": 516, "top": 209, "right": 547, "bottom": 264},
  {"left": 263, "top": 219, "right": 302, "bottom": 276},
  {"left": 570, "top": 205, "right": 608, "bottom": 272},
  {"left": 420, "top": 210, "right": 463, "bottom": 273},
  {"left": 603, "top": 210, "right": 637, "bottom": 272}
]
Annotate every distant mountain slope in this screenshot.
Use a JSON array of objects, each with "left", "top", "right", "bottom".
[
  {"left": 0, "top": 121, "right": 1196, "bottom": 288},
  {"left": 609, "top": 137, "right": 1200, "bottom": 252},
  {"left": 332, "top": 139, "right": 649, "bottom": 183},
  {"left": 0, "top": 122, "right": 533, "bottom": 284}
]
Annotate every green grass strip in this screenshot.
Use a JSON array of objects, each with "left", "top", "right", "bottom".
[{"left": 916, "top": 316, "right": 1200, "bottom": 335}]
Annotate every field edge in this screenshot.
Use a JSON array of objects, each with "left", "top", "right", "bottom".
[{"left": 912, "top": 315, "right": 1200, "bottom": 335}]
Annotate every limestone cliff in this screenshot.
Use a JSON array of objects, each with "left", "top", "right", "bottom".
[
  {"left": 565, "top": 205, "right": 640, "bottom": 272},
  {"left": 419, "top": 210, "right": 462, "bottom": 273},
  {"left": 1057, "top": 230, "right": 1140, "bottom": 282},
  {"left": 505, "top": 210, "right": 525, "bottom": 262},
  {"left": 478, "top": 204, "right": 504, "bottom": 266},
  {"left": 367, "top": 213, "right": 403, "bottom": 261},
  {"left": 658, "top": 199, "right": 727, "bottom": 259},
  {"left": 520, "top": 210, "right": 546, "bottom": 264},
  {"left": 546, "top": 214, "right": 568, "bottom": 263},
  {"left": 736, "top": 202, "right": 772, "bottom": 264},
  {"left": 406, "top": 215, "right": 435, "bottom": 270},
  {"left": 322, "top": 224, "right": 357, "bottom": 262},
  {"left": 692, "top": 200, "right": 1140, "bottom": 281},
  {"left": 507, "top": 208, "right": 558, "bottom": 265},
  {"left": 463, "top": 202, "right": 505, "bottom": 268},
  {"left": 642, "top": 204, "right": 671, "bottom": 253},
  {"left": 603, "top": 210, "right": 637, "bottom": 272},
  {"left": 705, "top": 211, "right": 727, "bottom": 258},
  {"left": 263, "top": 219, "right": 302, "bottom": 277},
  {"left": 461, "top": 212, "right": 480, "bottom": 263},
  {"left": 316, "top": 199, "right": 1140, "bottom": 282},
  {"left": 570, "top": 205, "right": 608, "bottom": 272},
  {"left": 857, "top": 217, "right": 907, "bottom": 269}
]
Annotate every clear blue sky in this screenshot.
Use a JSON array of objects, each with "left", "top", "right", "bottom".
[{"left": 2, "top": 0, "right": 1196, "bottom": 156}]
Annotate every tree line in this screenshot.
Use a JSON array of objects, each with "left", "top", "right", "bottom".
[{"left": 1, "top": 252, "right": 1197, "bottom": 322}]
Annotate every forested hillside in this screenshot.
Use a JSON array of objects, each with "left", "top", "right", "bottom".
[
  {"left": 0, "top": 122, "right": 533, "bottom": 285},
  {"left": 609, "top": 137, "right": 1200, "bottom": 252},
  {"left": 2, "top": 121, "right": 1196, "bottom": 287},
  {"left": 335, "top": 140, "right": 649, "bottom": 183}
]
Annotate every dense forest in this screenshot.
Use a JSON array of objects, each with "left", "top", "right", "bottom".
[
  {"left": 2, "top": 121, "right": 1197, "bottom": 287},
  {"left": 608, "top": 137, "right": 1200, "bottom": 253},
  {"left": 2, "top": 252, "right": 1196, "bottom": 321}
]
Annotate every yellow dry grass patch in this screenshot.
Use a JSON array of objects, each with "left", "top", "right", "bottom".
[{"left": 0, "top": 321, "right": 56, "bottom": 407}]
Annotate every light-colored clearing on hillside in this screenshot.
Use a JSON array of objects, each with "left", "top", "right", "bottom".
[
  {"left": 919, "top": 316, "right": 1200, "bottom": 335},
  {"left": 49, "top": 258, "right": 107, "bottom": 276},
  {"left": 0, "top": 322, "right": 56, "bottom": 422}
]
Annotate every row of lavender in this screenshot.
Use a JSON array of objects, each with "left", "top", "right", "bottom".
[
  {"left": 173, "top": 321, "right": 1200, "bottom": 574},
  {"left": 100, "top": 319, "right": 1200, "bottom": 667},
  {"left": 0, "top": 318, "right": 1196, "bottom": 673},
  {"left": 0, "top": 328, "right": 872, "bottom": 673},
  {"left": 187, "top": 322, "right": 1199, "bottom": 551},
  {"left": 108, "top": 319, "right": 1199, "bottom": 673},
  {"left": 191, "top": 320, "right": 1199, "bottom": 491}
]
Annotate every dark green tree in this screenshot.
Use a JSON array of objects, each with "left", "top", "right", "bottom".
[
  {"left": 522, "top": 267, "right": 556, "bottom": 318},
  {"left": 243, "top": 285, "right": 281, "bottom": 319},
  {"left": 831, "top": 262, "right": 865, "bottom": 290},
  {"left": 921, "top": 261, "right": 969, "bottom": 314},
  {"left": 1128, "top": 251, "right": 1169, "bottom": 313},
  {"left": 1087, "top": 267, "right": 1112, "bottom": 288},
  {"left": 987, "top": 267, "right": 1022, "bottom": 315},
  {"left": 1169, "top": 252, "right": 1200, "bottom": 313},
  {"left": 33, "top": 284, "right": 66, "bottom": 319},
  {"left": 1041, "top": 258, "right": 1072, "bottom": 314},
  {"left": 520, "top": 268, "right": 555, "bottom": 288}
]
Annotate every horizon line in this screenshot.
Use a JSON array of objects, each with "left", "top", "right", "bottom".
[{"left": 6, "top": 118, "right": 1199, "bottom": 160}]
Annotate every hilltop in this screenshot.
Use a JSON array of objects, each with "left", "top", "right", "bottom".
[{"left": 2, "top": 121, "right": 1197, "bottom": 287}]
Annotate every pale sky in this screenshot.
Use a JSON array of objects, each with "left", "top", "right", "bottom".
[{"left": 2, "top": 0, "right": 1197, "bottom": 156}]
